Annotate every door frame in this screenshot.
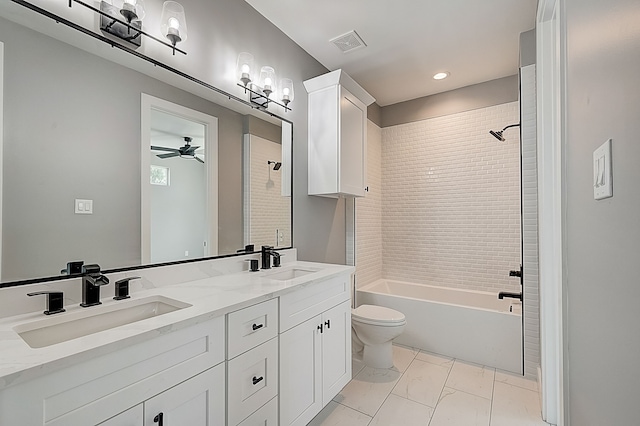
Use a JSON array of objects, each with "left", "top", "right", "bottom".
[
  {"left": 537, "top": 0, "right": 565, "bottom": 424},
  {"left": 141, "top": 94, "right": 219, "bottom": 264},
  {"left": 0, "top": 42, "right": 4, "bottom": 280}
]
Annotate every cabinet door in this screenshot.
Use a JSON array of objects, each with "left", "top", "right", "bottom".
[
  {"left": 98, "top": 405, "right": 143, "bottom": 426},
  {"left": 322, "top": 300, "right": 352, "bottom": 402},
  {"left": 279, "top": 315, "right": 323, "bottom": 426},
  {"left": 143, "top": 363, "right": 225, "bottom": 426},
  {"left": 339, "top": 87, "right": 367, "bottom": 197}
]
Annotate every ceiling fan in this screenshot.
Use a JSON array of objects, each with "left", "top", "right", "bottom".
[{"left": 151, "top": 136, "right": 204, "bottom": 163}]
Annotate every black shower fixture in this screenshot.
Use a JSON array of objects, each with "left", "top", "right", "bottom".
[
  {"left": 268, "top": 160, "right": 282, "bottom": 171},
  {"left": 489, "top": 123, "right": 520, "bottom": 141}
]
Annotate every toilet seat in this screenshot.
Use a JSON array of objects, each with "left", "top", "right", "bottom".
[{"left": 352, "top": 305, "right": 406, "bottom": 327}]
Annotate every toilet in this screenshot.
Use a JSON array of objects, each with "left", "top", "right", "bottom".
[{"left": 351, "top": 304, "right": 406, "bottom": 369}]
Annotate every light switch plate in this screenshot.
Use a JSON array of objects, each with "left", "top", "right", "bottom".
[
  {"left": 593, "top": 139, "right": 613, "bottom": 200},
  {"left": 75, "top": 199, "right": 93, "bottom": 214}
]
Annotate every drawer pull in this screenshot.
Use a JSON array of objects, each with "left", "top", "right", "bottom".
[
  {"left": 252, "top": 323, "right": 264, "bottom": 331},
  {"left": 318, "top": 324, "right": 323, "bottom": 333},
  {"left": 154, "top": 412, "right": 164, "bottom": 425},
  {"left": 325, "top": 319, "right": 331, "bottom": 329},
  {"left": 252, "top": 375, "right": 264, "bottom": 385}
]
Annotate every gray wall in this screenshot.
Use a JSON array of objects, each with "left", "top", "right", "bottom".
[
  {"left": 381, "top": 75, "right": 519, "bottom": 127},
  {"left": 563, "top": 0, "right": 640, "bottom": 423}
]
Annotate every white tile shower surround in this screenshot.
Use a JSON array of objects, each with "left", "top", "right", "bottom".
[
  {"left": 309, "top": 344, "right": 547, "bottom": 426},
  {"left": 380, "top": 102, "right": 521, "bottom": 294}
]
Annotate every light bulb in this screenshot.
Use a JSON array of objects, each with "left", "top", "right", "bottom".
[
  {"left": 264, "top": 77, "right": 272, "bottom": 87},
  {"left": 283, "top": 88, "right": 290, "bottom": 96},
  {"left": 168, "top": 17, "right": 180, "bottom": 30},
  {"left": 123, "top": 0, "right": 136, "bottom": 5},
  {"left": 241, "top": 64, "right": 250, "bottom": 74}
]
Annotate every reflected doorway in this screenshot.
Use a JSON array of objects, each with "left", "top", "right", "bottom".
[{"left": 141, "top": 95, "right": 218, "bottom": 264}]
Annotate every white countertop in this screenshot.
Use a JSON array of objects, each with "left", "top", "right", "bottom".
[{"left": 0, "top": 261, "right": 354, "bottom": 390}]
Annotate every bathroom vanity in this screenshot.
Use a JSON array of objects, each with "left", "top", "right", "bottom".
[{"left": 0, "top": 256, "right": 353, "bottom": 426}]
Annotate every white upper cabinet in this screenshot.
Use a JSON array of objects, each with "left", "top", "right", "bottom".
[{"left": 304, "top": 70, "right": 375, "bottom": 198}]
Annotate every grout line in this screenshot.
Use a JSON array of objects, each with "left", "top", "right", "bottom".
[
  {"left": 489, "top": 372, "right": 497, "bottom": 426},
  {"left": 427, "top": 357, "right": 456, "bottom": 426}
]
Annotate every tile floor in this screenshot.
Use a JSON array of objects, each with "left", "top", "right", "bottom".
[{"left": 309, "top": 345, "right": 548, "bottom": 426}]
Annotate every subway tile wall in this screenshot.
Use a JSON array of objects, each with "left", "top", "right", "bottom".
[
  {"left": 355, "top": 121, "right": 383, "bottom": 287},
  {"left": 243, "top": 135, "right": 291, "bottom": 248},
  {"left": 520, "top": 65, "right": 541, "bottom": 379},
  {"left": 380, "top": 102, "right": 522, "bottom": 294}
]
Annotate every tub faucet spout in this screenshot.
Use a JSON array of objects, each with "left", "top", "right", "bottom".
[{"left": 498, "top": 291, "right": 522, "bottom": 301}]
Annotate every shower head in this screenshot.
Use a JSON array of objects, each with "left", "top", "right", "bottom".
[
  {"left": 268, "top": 160, "right": 282, "bottom": 171},
  {"left": 489, "top": 123, "right": 520, "bottom": 141},
  {"left": 489, "top": 130, "right": 506, "bottom": 142}
]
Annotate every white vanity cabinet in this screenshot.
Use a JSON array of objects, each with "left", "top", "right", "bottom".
[
  {"left": 304, "top": 69, "right": 375, "bottom": 198},
  {"left": 279, "top": 274, "right": 352, "bottom": 426},
  {"left": 226, "top": 298, "right": 279, "bottom": 426},
  {"left": 0, "top": 316, "right": 226, "bottom": 426}
]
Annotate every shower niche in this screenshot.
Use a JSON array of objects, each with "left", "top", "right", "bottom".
[{"left": 304, "top": 70, "right": 375, "bottom": 198}]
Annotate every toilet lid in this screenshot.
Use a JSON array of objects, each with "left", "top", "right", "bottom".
[{"left": 352, "top": 305, "right": 406, "bottom": 325}]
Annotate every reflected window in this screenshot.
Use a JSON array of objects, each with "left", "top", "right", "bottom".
[{"left": 150, "top": 165, "right": 170, "bottom": 186}]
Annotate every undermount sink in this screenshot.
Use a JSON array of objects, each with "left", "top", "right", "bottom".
[
  {"left": 14, "top": 295, "right": 191, "bottom": 349},
  {"left": 265, "top": 268, "right": 319, "bottom": 281}
]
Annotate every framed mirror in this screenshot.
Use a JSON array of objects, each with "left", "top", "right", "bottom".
[{"left": 0, "top": 13, "right": 293, "bottom": 285}]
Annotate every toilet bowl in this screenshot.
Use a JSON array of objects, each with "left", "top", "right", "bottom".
[{"left": 351, "top": 304, "right": 406, "bottom": 369}]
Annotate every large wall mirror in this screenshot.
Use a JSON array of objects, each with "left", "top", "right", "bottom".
[{"left": 0, "top": 13, "right": 293, "bottom": 284}]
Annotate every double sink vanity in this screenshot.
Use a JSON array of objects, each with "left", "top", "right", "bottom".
[{"left": 0, "top": 252, "right": 354, "bottom": 426}]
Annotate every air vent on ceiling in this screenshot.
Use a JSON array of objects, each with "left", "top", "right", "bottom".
[{"left": 330, "top": 30, "right": 367, "bottom": 54}]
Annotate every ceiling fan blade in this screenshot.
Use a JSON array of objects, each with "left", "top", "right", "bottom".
[
  {"left": 157, "top": 152, "right": 180, "bottom": 159},
  {"left": 151, "top": 145, "right": 179, "bottom": 153},
  {"left": 195, "top": 156, "right": 205, "bottom": 164}
]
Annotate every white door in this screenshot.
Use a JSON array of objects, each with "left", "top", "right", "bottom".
[
  {"left": 339, "top": 88, "right": 366, "bottom": 196},
  {"left": 279, "top": 315, "right": 323, "bottom": 426},
  {"left": 98, "top": 405, "right": 143, "bottom": 426},
  {"left": 322, "top": 301, "right": 352, "bottom": 402},
  {"left": 143, "top": 364, "right": 225, "bottom": 426}
]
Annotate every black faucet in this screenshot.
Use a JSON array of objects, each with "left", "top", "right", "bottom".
[
  {"left": 498, "top": 291, "right": 522, "bottom": 301},
  {"left": 261, "top": 245, "right": 280, "bottom": 270},
  {"left": 80, "top": 264, "right": 110, "bottom": 307}
]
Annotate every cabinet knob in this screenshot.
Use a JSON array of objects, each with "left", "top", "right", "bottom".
[
  {"left": 252, "top": 376, "right": 264, "bottom": 385},
  {"left": 365, "top": 186, "right": 369, "bottom": 192},
  {"left": 252, "top": 323, "right": 264, "bottom": 331},
  {"left": 325, "top": 319, "right": 331, "bottom": 329},
  {"left": 317, "top": 324, "right": 323, "bottom": 333},
  {"left": 154, "top": 412, "right": 164, "bottom": 425}
]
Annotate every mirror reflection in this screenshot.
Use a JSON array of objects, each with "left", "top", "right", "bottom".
[{"left": 0, "top": 15, "right": 292, "bottom": 283}]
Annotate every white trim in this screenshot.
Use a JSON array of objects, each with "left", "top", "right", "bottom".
[
  {"left": 141, "top": 94, "right": 219, "bottom": 264},
  {"left": 242, "top": 134, "right": 251, "bottom": 245},
  {"left": 536, "top": 0, "right": 564, "bottom": 424},
  {"left": 0, "top": 42, "right": 4, "bottom": 280}
]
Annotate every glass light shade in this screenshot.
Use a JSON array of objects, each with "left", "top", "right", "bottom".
[
  {"left": 236, "top": 52, "right": 254, "bottom": 86},
  {"left": 279, "top": 78, "right": 294, "bottom": 106},
  {"left": 115, "top": 0, "right": 145, "bottom": 21},
  {"left": 258, "top": 66, "right": 276, "bottom": 97},
  {"left": 160, "top": 1, "right": 188, "bottom": 45}
]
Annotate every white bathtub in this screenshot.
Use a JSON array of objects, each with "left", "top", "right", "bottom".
[{"left": 357, "top": 279, "right": 522, "bottom": 374}]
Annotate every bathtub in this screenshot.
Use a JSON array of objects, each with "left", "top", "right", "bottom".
[{"left": 357, "top": 279, "right": 522, "bottom": 374}]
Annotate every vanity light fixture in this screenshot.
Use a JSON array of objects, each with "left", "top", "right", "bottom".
[
  {"left": 161, "top": 1, "right": 188, "bottom": 55},
  {"left": 236, "top": 54, "right": 293, "bottom": 111},
  {"left": 70, "top": 0, "right": 187, "bottom": 55},
  {"left": 433, "top": 71, "right": 450, "bottom": 80}
]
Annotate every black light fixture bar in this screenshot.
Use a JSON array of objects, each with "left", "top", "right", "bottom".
[
  {"left": 68, "top": 0, "right": 187, "bottom": 55},
  {"left": 9, "top": 0, "right": 292, "bottom": 124},
  {"left": 237, "top": 84, "right": 291, "bottom": 112}
]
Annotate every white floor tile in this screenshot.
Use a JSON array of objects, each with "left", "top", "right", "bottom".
[
  {"left": 491, "top": 382, "right": 547, "bottom": 426},
  {"left": 415, "top": 350, "right": 454, "bottom": 369},
  {"left": 429, "top": 387, "right": 491, "bottom": 426},
  {"left": 445, "top": 360, "right": 495, "bottom": 399},
  {"left": 334, "top": 366, "right": 402, "bottom": 416},
  {"left": 391, "top": 345, "right": 418, "bottom": 373},
  {"left": 495, "top": 370, "right": 538, "bottom": 392},
  {"left": 369, "top": 394, "right": 433, "bottom": 426},
  {"left": 391, "top": 359, "right": 450, "bottom": 408},
  {"left": 308, "top": 401, "right": 372, "bottom": 426}
]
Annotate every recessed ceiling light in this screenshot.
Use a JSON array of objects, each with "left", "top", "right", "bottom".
[{"left": 433, "top": 72, "right": 449, "bottom": 80}]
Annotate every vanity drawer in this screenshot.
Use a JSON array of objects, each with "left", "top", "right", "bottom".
[
  {"left": 227, "top": 337, "right": 278, "bottom": 426},
  {"left": 279, "top": 274, "right": 350, "bottom": 332},
  {"left": 237, "top": 396, "right": 278, "bottom": 426},
  {"left": 227, "top": 298, "right": 278, "bottom": 359}
]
